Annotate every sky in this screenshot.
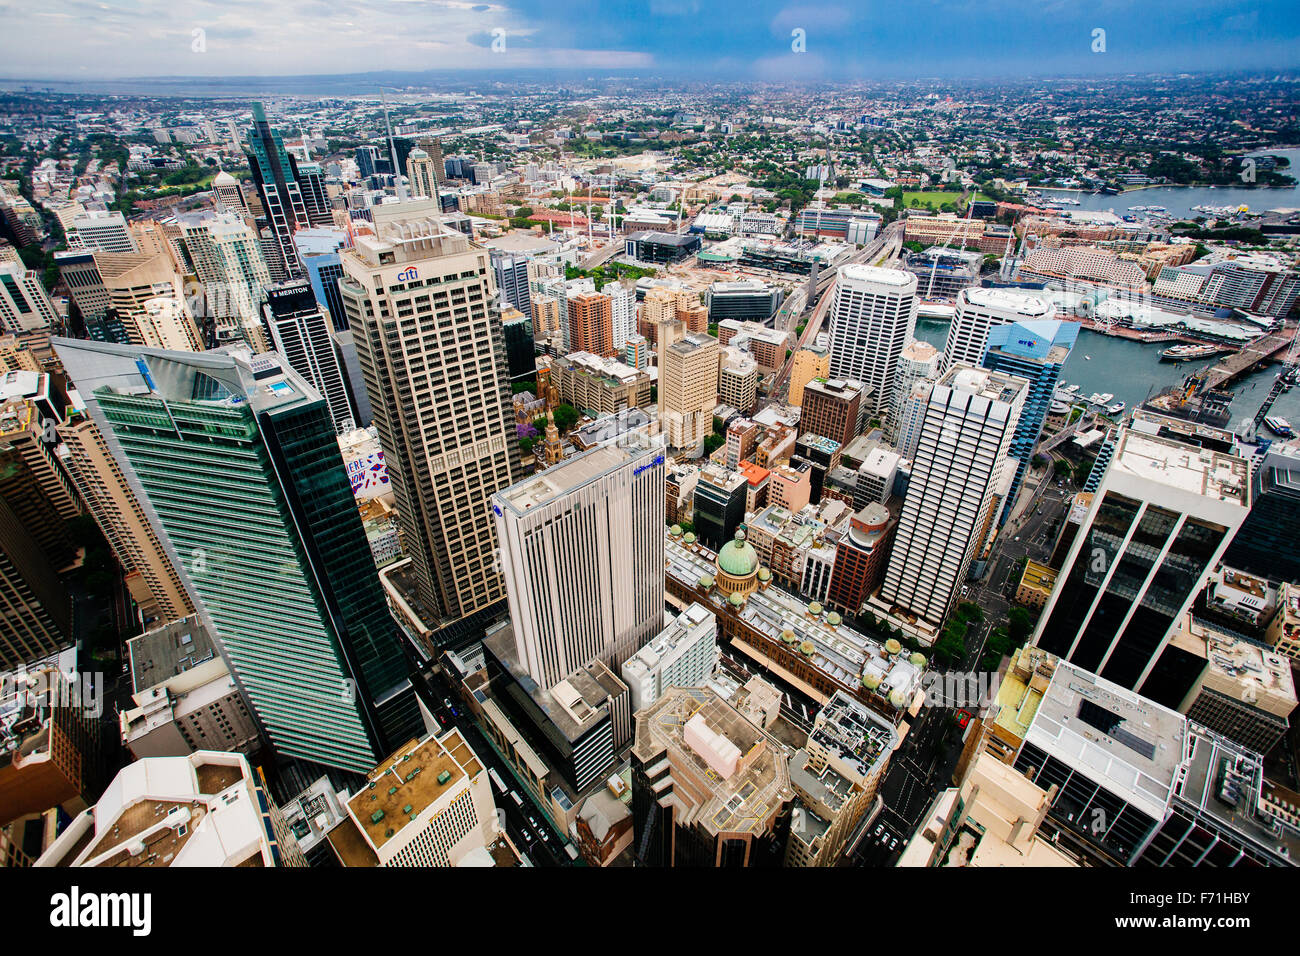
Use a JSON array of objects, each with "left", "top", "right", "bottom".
[{"left": 1, "top": 0, "right": 1298, "bottom": 82}]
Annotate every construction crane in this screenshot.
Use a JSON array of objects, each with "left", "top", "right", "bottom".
[{"left": 1249, "top": 321, "right": 1300, "bottom": 438}]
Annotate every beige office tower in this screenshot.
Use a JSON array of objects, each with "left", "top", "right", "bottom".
[
  {"left": 96, "top": 250, "right": 181, "bottom": 326},
  {"left": 657, "top": 318, "right": 718, "bottom": 454},
  {"left": 340, "top": 199, "right": 520, "bottom": 624},
  {"left": 58, "top": 411, "right": 194, "bottom": 623},
  {"left": 0, "top": 336, "right": 41, "bottom": 373},
  {"left": 131, "top": 296, "right": 203, "bottom": 352},
  {"left": 181, "top": 212, "right": 272, "bottom": 352},
  {"left": 405, "top": 146, "right": 441, "bottom": 200},
  {"left": 531, "top": 294, "right": 559, "bottom": 334},
  {"left": 788, "top": 344, "right": 830, "bottom": 407}
]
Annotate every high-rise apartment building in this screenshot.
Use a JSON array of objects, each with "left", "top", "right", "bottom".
[
  {"left": 181, "top": 212, "right": 272, "bottom": 351},
  {"left": 788, "top": 344, "right": 830, "bottom": 407},
  {"left": 567, "top": 290, "right": 614, "bottom": 357},
  {"left": 800, "top": 377, "right": 865, "bottom": 448},
  {"left": 658, "top": 319, "right": 718, "bottom": 453},
  {"left": 339, "top": 199, "right": 520, "bottom": 625},
  {"left": 981, "top": 319, "right": 1079, "bottom": 524},
  {"left": 293, "top": 227, "right": 352, "bottom": 333},
  {"left": 0, "top": 479, "right": 72, "bottom": 669},
  {"left": 1032, "top": 428, "right": 1250, "bottom": 697},
  {"left": 262, "top": 281, "right": 354, "bottom": 433},
  {"left": 54, "top": 340, "right": 423, "bottom": 774},
  {"left": 212, "top": 170, "right": 249, "bottom": 215},
  {"left": 405, "top": 142, "right": 445, "bottom": 201},
  {"left": 826, "top": 265, "right": 916, "bottom": 416},
  {"left": 718, "top": 345, "right": 759, "bottom": 414},
  {"left": 886, "top": 339, "right": 941, "bottom": 445},
  {"left": 609, "top": 281, "right": 636, "bottom": 352},
  {"left": 942, "top": 287, "right": 1052, "bottom": 375},
  {"left": 494, "top": 436, "right": 665, "bottom": 690},
  {"left": 881, "top": 365, "right": 1027, "bottom": 626}
]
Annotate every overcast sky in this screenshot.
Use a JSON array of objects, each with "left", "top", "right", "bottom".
[{"left": 2, "top": 0, "right": 1298, "bottom": 80}]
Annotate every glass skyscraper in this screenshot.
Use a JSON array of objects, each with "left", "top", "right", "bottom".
[
  {"left": 1222, "top": 446, "right": 1300, "bottom": 583},
  {"left": 53, "top": 339, "right": 423, "bottom": 774},
  {"left": 980, "top": 318, "right": 1079, "bottom": 525}
]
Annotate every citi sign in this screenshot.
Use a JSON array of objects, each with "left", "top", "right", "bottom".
[{"left": 396, "top": 267, "right": 418, "bottom": 282}]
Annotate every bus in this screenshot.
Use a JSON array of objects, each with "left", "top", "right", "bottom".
[
  {"left": 488, "top": 767, "right": 507, "bottom": 794},
  {"left": 510, "top": 791, "right": 523, "bottom": 807}
]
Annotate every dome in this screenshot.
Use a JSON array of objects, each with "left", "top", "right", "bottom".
[
  {"left": 861, "top": 673, "right": 881, "bottom": 690},
  {"left": 808, "top": 601, "right": 823, "bottom": 617},
  {"left": 889, "top": 689, "right": 907, "bottom": 709},
  {"left": 757, "top": 567, "right": 771, "bottom": 582},
  {"left": 826, "top": 611, "right": 842, "bottom": 626},
  {"left": 728, "top": 592, "right": 745, "bottom": 607},
  {"left": 698, "top": 574, "right": 714, "bottom": 590},
  {"left": 799, "top": 641, "right": 816, "bottom": 656},
  {"left": 670, "top": 524, "right": 683, "bottom": 537},
  {"left": 909, "top": 652, "right": 927, "bottom": 668},
  {"left": 781, "top": 628, "right": 798, "bottom": 644},
  {"left": 885, "top": 639, "right": 902, "bottom": 656},
  {"left": 717, "top": 533, "right": 759, "bottom": 578},
  {"left": 683, "top": 532, "right": 696, "bottom": 545}
]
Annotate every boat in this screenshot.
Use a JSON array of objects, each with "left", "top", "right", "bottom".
[
  {"left": 1106, "top": 401, "right": 1126, "bottom": 415},
  {"left": 1084, "top": 355, "right": 1091, "bottom": 360},
  {"left": 1063, "top": 384, "right": 1080, "bottom": 393},
  {"left": 1264, "top": 416, "right": 1295, "bottom": 438},
  {"left": 1161, "top": 343, "right": 1222, "bottom": 362}
]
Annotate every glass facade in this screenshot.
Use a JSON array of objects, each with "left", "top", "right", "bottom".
[
  {"left": 95, "top": 380, "right": 417, "bottom": 774},
  {"left": 1222, "top": 454, "right": 1300, "bottom": 583}
]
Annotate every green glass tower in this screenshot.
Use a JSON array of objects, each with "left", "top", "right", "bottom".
[{"left": 54, "top": 339, "right": 422, "bottom": 774}]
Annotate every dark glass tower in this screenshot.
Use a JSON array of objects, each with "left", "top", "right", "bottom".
[
  {"left": 53, "top": 338, "right": 423, "bottom": 774},
  {"left": 1222, "top": 447, "right": 1300, "bottom": 583}
]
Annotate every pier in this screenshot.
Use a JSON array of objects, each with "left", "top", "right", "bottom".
[{"left": 1204, "top": 328, "right": 1295, "bottom": 390}]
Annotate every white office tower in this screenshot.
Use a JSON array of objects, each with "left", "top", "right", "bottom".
[
  {"left": 67, "top": 209, "right": 136, "bottom": 253},
  {"left": 881, "top": 365, "right": 1027, "bottom": 626},
  {"left": 942, "top": 288, "right": 1052, "bottom": 375},
  {"left": 262, "top": 281, "right": 354, "bottom": 433},
  {"left": 494, "top": 435, "right": 666, "bottom": 691},
  {"left": 1032, "top": 428, "right": 1250, "bottom": 694},
  {"left": 212, "top": 171, "right": 249, "bottom": 215},
  {"left": 826, "top": 265, "right": 917, "bottom": 416},
  {"left": 609, "top": 281, "right": 636, "bottom": 352},
  {"left": 621, "top": 602, "right": 718, "bottom": 714},
  {"left": 658, "top": 319, "right": 719, "bottom": 454},
  {"left": 181, "top": 212, "right": 273, "bottom": 351},
  {"left": 887, "top": 339, "right": 942, "bottom": 445},
  {"left": 0, "top": 261, "right": 58, "bottom": 333}
]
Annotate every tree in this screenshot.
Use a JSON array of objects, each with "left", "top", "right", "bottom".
[
  {"left": 1008, "top": 607, "right": 1034, "bottom": 645},
  {"left": 703, "top": 433, "right": 725, "bottom": 455}
]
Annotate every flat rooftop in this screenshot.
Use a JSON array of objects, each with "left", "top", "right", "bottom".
[
  {"left": 1026, "top": 661, "right": 1185, "bottom": 820},
  {"left": 127, "top": 616, "right": 217, "bottom": 693},
  {"left": 496, "top": 441, "right": 650, "bottom": 515},
  {"left": 1111, "top": 429, "right": 1249, "bottom": 505},
  {"left": 346, "top": 730, "right": 482, "bottom": 853},
  {"left": 961, "top": 287, "right": 1052, "bottom": 316}
]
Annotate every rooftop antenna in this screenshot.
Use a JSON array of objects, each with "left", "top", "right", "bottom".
[{"left": 378, "top": 87, "right": 407, "bottom": 202}]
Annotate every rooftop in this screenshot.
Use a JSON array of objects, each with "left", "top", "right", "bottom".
[
  {"left": 1111, "top": 429, "right": 1249, "bottom": 505},
  {"left": 1026, "top": 660, "right": 1185, "bottom": 820},
  {"left": 496, "top": 437, "right": 658, "bottom": 516}
]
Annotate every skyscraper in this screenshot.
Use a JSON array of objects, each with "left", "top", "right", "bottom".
[
  {"left": 340, "top": 199, "right": 520, "bottom": 625},
  {"left": 1222, "top": 445, "right": 1300, "bottom": 583},
  {"left": 567, "top": 291, "right": 614, "bottom": 357},
  {"left": 293, "top": 227, "right": 351, "bottom": 333},
  {"left": 493, "top": 435, "right": 665, "bottom": 690},
  {"left": 886, "top": 339, "right": 941, "bottom": 445},
  {"left": 53, "top": 339, "right": 423, "bottom": 774},
  {"left": 980, "top": 319, "right": 1079, "bottom": 524},
  {"left": 1032, "top": 428, "right": 1250, "bottom": 696},
  {"left": 942, "top": 287, "right": 1052, "bottom": 376},
  {"left": 826, "top": 265, "right": 916, "bottom": 416},
  {"left": 262, "top": 280, "right": 354, "bottom": 434},
  {"left": 405, "top": 146, "right": 441, "bottom": 201},
  {"left": 658, "top": 319, "right": 719, "bottom": 453},
  {"left": 490, "top": 251, "right": 531, "bottom": 315},
  {"left": 881, "top": 365, "right": 1027, "bottom": 626},
  {"left": 181, "top": 212, "right": 272, "bottom": 351},
  {"left": 0, "top": 261, "right": 58, "bottom": 334},
  {"left": 245, "top": 102, "right": 329, "bottom": 279},
  {"left": 788, "top": 344, "right": 830, "bottom": 408}
]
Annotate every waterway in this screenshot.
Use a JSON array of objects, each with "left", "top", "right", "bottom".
[
  {"left": 914, "top": 318, "right": 1300, "bottom": 433},
  {"left": 1034, "top": 148, "right": 1300, "bottom": 220}
]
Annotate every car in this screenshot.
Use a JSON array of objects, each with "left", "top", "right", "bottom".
[
  {"left": 889, "top": 837, "right": 899, "bottom": 851},
  {"left": 956, "top": 709, "right": 973, "bottom": 729}
]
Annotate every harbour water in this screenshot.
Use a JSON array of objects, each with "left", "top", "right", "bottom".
[
  {"left": 914, "top": 318, "right": 1300, "bottom": 432},
  {"left": 1034, "top": 147, "right": 1300, "bottom": 219}
]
